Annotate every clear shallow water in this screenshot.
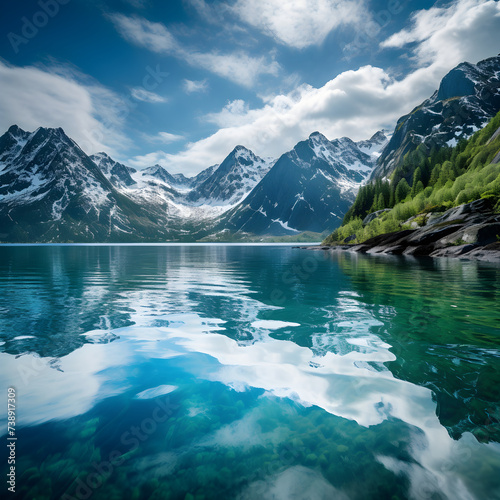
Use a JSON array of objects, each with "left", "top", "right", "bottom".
[{"left": 0, "top": 245, "right": 499, "bottom": 500}]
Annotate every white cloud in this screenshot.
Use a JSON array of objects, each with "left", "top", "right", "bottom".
[
  {"left": 183, "top": 79, "right": 209, "bottom": 93},
  {"left": 231, "top": 0, "right": 367, "bottom": 49},
  {"left": 109, "top": 13, "right": 280, "bottom": 87},
  {"left": 381, "top": 0, "right": 500, "bottom": 68},
  {"left": 144, "top": 66, "right": 415, "bottom": 175},
  {"left": 205, "top": 99, "right": 251, "bottom": 127},
  {"left": 0, "top": 61, "right": 130, "bottom": 157},
  {"left": 186, "top": 50, "right": 279, "bottom": 87},
  {"left": 144, "top": 131, "right": 184, "bottom": 143},
  {"left": 130, "top": 87, "right": 168, "bottom": 103},
  {"left": 110, "top": 14, "right": 179, "bottom": 53},
  {"left": 144, "top": 0, "right": 500, "bottom": 176}
]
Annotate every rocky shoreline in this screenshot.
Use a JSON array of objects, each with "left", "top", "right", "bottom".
[{"left": 300, "top": 199, "right": 500, "bottom": 263}]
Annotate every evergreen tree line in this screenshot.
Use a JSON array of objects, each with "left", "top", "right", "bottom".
[
  {"left": 343, "top": 139, "right": 469, "bottom": 224},
  {"left": 324, "top": 110, "right": 500, "bottom": 245}
]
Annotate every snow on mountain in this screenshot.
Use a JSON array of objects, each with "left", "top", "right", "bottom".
[
  {"left": 186, "top": 145, "right": 274, "bottom": 206},
  {"left": 215, "top": 131, "right": 379, "bottom": 236},
  {"left": 190, "top": 164, "right": 218, "bottom": 188},
  {"left": 372, "top": 54, "right": 500, "bottom": 179},
  {"left": 356, "top": 130, "right": 390, "bottom": 160},
  {"left": 0, "top": 125, "right": 31, "bottom": 172},
  {"left": 0, "top": 125, "right": 379, "bottom": 241},
  {"left": 90, "top": 152, "right": 137, "bottom": 187},
  {"left": 0, "top": 126, "right": 177, "bottom": 242}
]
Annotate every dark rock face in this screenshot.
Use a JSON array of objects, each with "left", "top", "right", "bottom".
[
  {"left": 372, "top": 55, "right": 500, "bottom": 179},
  {"left": 0, "top": 126, "right": 176, "bottom": 242},
  {"left": 322, "top": 199, "right": 500, "bottom": 262},
  {"left": 362, "top": 209, "right": 391, "bottom": 225},
  {"left": 217, "top": 132, "right": 380, "bottom": 235}
]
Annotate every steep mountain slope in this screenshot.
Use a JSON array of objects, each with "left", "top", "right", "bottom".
[
  {"left": 324, "top": 110, "right": 500, "bottom": 256},
  {"left": 0, "top": 127, "right": 174, "bottom": 242},
  {"left": 190, "top": 164, "right": 218, "bottom": 188},
  {"left": 216, "top": 131, "right": 386, "bottom": 235},
  {"left": 186, "top": 146, "right": 273, "bottom": 206},
  {"left": 373, "top": 55, "right": 500, "bottom": 179},
  {"left": 90, "top": 152, "right": 137, "bottom": 187}
]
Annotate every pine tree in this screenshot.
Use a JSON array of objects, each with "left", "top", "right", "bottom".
[
  {"left": 429, "top": 164, "right": 441, "bottom": 187},
  {"left": 377, "top": 192, "right": 385, "bottom": 210},
  {"left": 395, "top": 178, "right": 410, "bottom": 204},
  {"left": 410, "top": 167, "right": 422, "bottom": 197}
]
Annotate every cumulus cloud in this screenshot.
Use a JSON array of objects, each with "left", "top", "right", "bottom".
[
  {"left": 231, "top": 0, "right": 368, "bottom": 49},
  {"left": 0, "top": 61, "right": 130, "bottom": 157},
  {"left": 133, "top": 66, "right": 416, "bottom": 175},
  {"left": 183, "top": 79, "right": 209, "bottom": 93},
  {"left": 381, "top": 0, "right": 500, "bottom": 68},
  {"left": 130, "top": 87, "right": 167, "bottom": 103},
  {"left": 138, "top": 0, "right": 500, "bottom": 176},
  {"left": 109, "top": 13, "right": 279, "bottom": 87}
]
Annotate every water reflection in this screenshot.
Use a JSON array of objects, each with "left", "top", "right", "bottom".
[
  {"left": 0, "top": 245, "right": 499, "bottom": 499},
  {"left": 331, "top": 252, "right": 500, "bottom": 443}
]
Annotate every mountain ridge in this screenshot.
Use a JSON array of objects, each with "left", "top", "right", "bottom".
[{"left": 0, "top": 125, "right": 381, "bottom": 242}]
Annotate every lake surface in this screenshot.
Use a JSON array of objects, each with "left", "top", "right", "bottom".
[{"left": 1, "top": 245, "right": 499, "bottom": 500}]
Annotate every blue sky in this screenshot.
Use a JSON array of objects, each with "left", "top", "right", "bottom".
[{"left": 1, "top": 0, "right": 499, "bottom": 175}]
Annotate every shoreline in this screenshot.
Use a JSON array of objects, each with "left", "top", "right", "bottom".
[
  {"left": 298, "top": 242, "right": 500, "bottom": 263},
  {"left": 298, "top": 199, "right": 500, "bottom": 263}
]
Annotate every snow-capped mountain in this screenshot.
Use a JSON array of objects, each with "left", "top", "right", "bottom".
[
  {"left": 372, "top": 54, "right": 500, "bottom": 179},
  {"left": 356, "top": 130, "right": 391, "bottom": 160},
  {"left": 0, "top": 126, "right": 176, "bottom": 242},
  {"left": 0, "top": 125, "right": 382, "bottom": 242},
  {"left": 138, "top": 165, "right": 190, "bottom": 188},
  {"left": 186, "top": 145, "right": 274, "bottom": 206},
  {"left": 0, "top": 125, "right": 31, "bottom": 166},
  {"left": 215, "top": 131, "right": 386, "bottom": 236}
]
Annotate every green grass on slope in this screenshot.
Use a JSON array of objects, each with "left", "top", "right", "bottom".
[{"left": 323, "top": 111, "right": 500, "bottom": 246}]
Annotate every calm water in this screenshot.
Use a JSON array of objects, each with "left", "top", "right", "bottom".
[{"left": 1, "top": 245, "right": 499, "bottom": 500}]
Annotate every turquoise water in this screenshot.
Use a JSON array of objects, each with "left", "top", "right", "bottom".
[{"left": 0, "top": 245, "right": 499, "bottom": 500}]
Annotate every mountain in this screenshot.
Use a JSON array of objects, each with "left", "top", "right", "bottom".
[
  {"left": 356, "top": 130, "right": 391, "bottom": 160},
  {"left": 213, "top": 131, "right": 387, "bottom": 236},
  {"left": 322, "top": 109, "right": 500, "bottom": 263},
  {"left": 0, "top": 126, "right": 175, "bottom": 242},
  {"left": 190, "top": 164, "right": 219, "bottom": 188},
  {"left": 90, "top": 152, "right": 137, "bottom": 187},
  {"left": 372, "top": 55, "right": 500, "bottom": 179},
  {"left": 0, "top": 126, "right": 383, "bottom": 242},
  {"left": 139, "top": 165, "right": 189, "bottom": 188},
  {"left": 186, "top": 146, "right": 273, "bottom": 206}
]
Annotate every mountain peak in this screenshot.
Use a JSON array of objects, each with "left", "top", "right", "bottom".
[
  {"left": 369, "top": 130, "right": 387, "bottom": 143},
  {"left": 373, "top": 55, "right": 500, "bottom": 179},
  {"left": 7, "top": 125, "right": 26, "bottom": 136},
  {"left": 231, "top": 145, "right": 252, "bottom": 158},
  {"left": 309, "top": 131, "right": 328, "bottom": 141},
  {"left": 92, "top": 151, "right": 112, "bottom": 160},
  {"left": 436, "top": 65, "right": 477, "bottom": 101}
]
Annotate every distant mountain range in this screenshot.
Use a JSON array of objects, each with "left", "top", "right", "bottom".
[
  {"left": 1, "top": 55, "right": 499, "bottom": 243},
  {"left": 0, "top": 125, "right": 384, "bottom": 242}
]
